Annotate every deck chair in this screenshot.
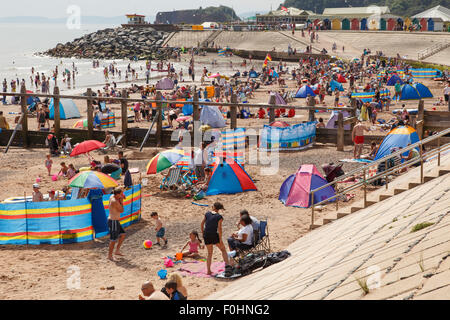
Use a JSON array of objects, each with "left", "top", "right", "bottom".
[
  {"left": 233, "top": 220, "right": 271, "bottom": 262},
  {"left": 100, "top": 134, "right": 124, "bottom": 153},
  {"left": 160, "top": 167, "right": 183, "bottom": 191}
]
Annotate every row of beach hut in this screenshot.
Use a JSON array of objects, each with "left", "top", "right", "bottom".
[{"left": 307, "top": 16, "right": 448, "bottom": 32}]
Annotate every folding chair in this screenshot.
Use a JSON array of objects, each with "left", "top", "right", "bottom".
[
  {"left": 233, "top": 220, "right": 271, "bottom": 262},
  {"left": 160, "top": 167, "right": 183, "bottom": 191}
]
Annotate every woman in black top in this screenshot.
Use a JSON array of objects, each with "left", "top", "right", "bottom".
[{"left": 201, "top": 202, "right": 229, "bottom": 275}]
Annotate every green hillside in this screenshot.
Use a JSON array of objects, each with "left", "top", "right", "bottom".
[{"left": 281, "top": 0, "right": 450, "bottom": 17}]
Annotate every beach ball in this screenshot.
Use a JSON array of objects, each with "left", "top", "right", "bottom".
[
  {"left": 52, "top": 175, "right": 58, "bottom": 181},
  {"left": 157, "top": 269, "right": 168, "bottom": 280},
  {"left": 143, "top": 240, "right": 153, "bottom": 249},
  {"left": 164, "top": 258, "right": 174, "bottom": 268}
]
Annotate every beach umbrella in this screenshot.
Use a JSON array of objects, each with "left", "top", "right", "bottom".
[
  {"left": 70, "top": 140, "right": 106, "bottom": 157},
  {"left": 69, "top": 171, "right": 118, "bottom": 189},
  {"left": 269, "top": 121, "right": 290, "bottom": 128},
  {"left": 146, "top": 149, "right": 185, "bottom": 174},
  {"left": 73, "top": 119, "right": 88, "bottom": 128}
]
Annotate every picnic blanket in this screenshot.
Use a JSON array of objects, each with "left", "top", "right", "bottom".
[{"left": 177, "top": 261, "right": 225, "bottom": 278}]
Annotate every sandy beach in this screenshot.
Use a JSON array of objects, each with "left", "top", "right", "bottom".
[{"left": 0, "top": 49, "right": 448, "bottom": 300}]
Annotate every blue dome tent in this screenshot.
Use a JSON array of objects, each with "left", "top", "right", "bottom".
[
  {"left": 330, "top": 80, "right": 344, "bottom": 92},
  {"left": 386, "top": 74, "right": 403, "bottom": 86},
  {"left": 49, "top": 99, "right": 81, "bottom": 120},
  {"left": 249, "top": 71, "right": 258, "bottom": 78},
  {"left": 413, "top": 83, "right": 433, "bottom": 98},
  {"left": 295, "top": 85, "right": 316, "bottom": 98},
  {"left": 399, "top": 84, "right": 421, "bottom": 100}
]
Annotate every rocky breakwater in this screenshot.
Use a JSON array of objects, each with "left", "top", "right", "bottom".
[{"left": 42, "top": 27, "right": 171, "bottom": 60}]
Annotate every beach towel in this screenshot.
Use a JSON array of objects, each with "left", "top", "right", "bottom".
[{"left": 177, "top": 261, "right": 225, "bottom": 278}]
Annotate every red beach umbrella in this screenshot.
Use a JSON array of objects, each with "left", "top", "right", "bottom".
[{"left": 70, "top": 140, "right": 106, "bottom": 157}]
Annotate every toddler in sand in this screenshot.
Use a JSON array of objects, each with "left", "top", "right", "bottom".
[
  {"left": 180, "top": 231, "right": 204, "bottom": 259},
  {"left": 151, "top": 212, "right": 168, "bottom": 247},
  {"left": 45, "top": 154, "right": 53, "bottom": 176}
]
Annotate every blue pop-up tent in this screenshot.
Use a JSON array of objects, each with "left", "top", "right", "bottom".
[
  {"left": 49, "top": 98, "right": 81, "bottom": 120},
  {"left": 399, "top": 84, "right": 421, "bottom": 100},
  {"left": 249, "top": 71, "right": 258, "bottom": 78},
  {"left": 330, "top": 80, "right": 344, "bottom": 92},
  {"left": 386, "top": 74, "right": 403, "bottom": 86},
  {"left": 374, "top": 126, "right": 420, "bottom": 161},
  {"left": 295, "top": 85, "right": 316, "bottom": 98},
  {"left": 413, "top": 83, "right": 433, "bottom": 98}
]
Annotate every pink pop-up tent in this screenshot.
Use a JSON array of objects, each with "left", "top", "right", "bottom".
[{"left": 279, "top": 164, "right": 336, "bottom": 208}]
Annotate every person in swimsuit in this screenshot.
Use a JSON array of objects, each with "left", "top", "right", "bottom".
[
  {"left": 180, "top": 231, "right": 204, "bottom": 259},
  {"left": 108, "top": 187, "right": 126, "bottom": 261},
  {"left": 352, "top": 121, "right": 370, "bottom": 159}
]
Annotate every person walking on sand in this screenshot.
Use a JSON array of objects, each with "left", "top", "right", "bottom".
[
  {"left": 201, "top": 202, "right": 229, "bottom": 275},
  {"left": 352, "top": 121, "right": 370, "bottom": 159},
  {"left": 108, "top": 187, "right": 126, "bottom": 261}
]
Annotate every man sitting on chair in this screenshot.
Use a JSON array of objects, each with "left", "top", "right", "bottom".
[{"left": 102, "top": 131, "right": 116, "bottom": 150}]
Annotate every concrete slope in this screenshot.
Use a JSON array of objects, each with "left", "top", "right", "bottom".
[{"left": 209, "top": 152, "right": 450, "bottom": 300}]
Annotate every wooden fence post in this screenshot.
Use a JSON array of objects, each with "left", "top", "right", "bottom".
[
  {"left": 86, "top": 88, "right": 93, "bottom": 140},
  {"left": 337, "top": 111, "right": 344, "bottom": 151},
  {"left": 417, "top": 99, "right": 424, "bottom": 139},
  {"left": 308, "top": 108, "right": 315, "bottom": 122},
  {"left": 268, "top": 94, "right": 276, "bottom": 124},
  {"left": 230, "top": 93, "right": 237, "bottom": 129},
  {"left": 193, "top": 91, "right": 200, "bottom": 122},
  {"left": 121, "top": 89, "right": 128, "bottom": 148},
  {"left": 53, "top": 86, "right": 60, "bottom": 138},
  {"left": 20, "top": 84, "right": 28, "bottom": 147},
  {"left": 156, "top": 91, "right": 163, "bottom": 147}
]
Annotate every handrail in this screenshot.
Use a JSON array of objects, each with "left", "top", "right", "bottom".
[
  {"left": 0, "top": 91, "right": 354, "bottom": 111},
  {"left": 310, "top": 127, "right": 450, "bottom": 227}
]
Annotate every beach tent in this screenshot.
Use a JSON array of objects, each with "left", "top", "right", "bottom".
[
  {"left": 249, "top": 71, "right": 258, "bottom": 78},
  {"left": 337, "top": 74, "right": 347, "bottom": 83},
  {"left": 206, "top": 157, "right": 257, "bottom": 196},
  {"left": 269, "top": 69, "right": 279, "bottom": 78},
  {"left": 273, "top": 92, "right": 287, "bottom": 105},
  {"left": 399, "top": 84, "right": 421, "bottom": 100},
  {"left": 330, "top": 80, "right": 344, "bottom": 92},
  {"left": 27, "top": 96, "right": 40, "bottom": 105},
  {"left": 49, "top": 99, "right": 81, "bottom": 120},
  {"left": 155, "top": 78, "right": 174, "bottom": 90},
  {"left": 200, "top": 105, "right": 226, "bottom": 128},
  {"left": 295, "top": 85, "right": 316, "bottom": 98},
  {"left": 279, "top": 164, "right": 336, "bottom": 208},
  {"left": 326, "top": 111, "right": 350, "bottom": 130},
  {"left": 374, "top": 126, "right": 420, "bottom": 161},
  {"left": 386, "top": 74, "right": 403, "bottom": 86},
  {"left": 413, "top": 83, "right": 433, "bottom": 98}
]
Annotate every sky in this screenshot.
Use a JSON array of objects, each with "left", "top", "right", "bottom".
[{"left": 0, "top": 0, "right": 281, "bottom": 18}]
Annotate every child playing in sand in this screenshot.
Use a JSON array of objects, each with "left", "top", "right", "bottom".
[
  {"left": 58, "top": 162, "right": 69, "bottom": 178},
  {"left": 151, "top": 212, "right": 168, "bottom": 247},
  {"left": 45, "top": 154, "right": 53, "bottom": 176},
  {"left": 180, "top": 231, "right": 204, "bottom": 259}
]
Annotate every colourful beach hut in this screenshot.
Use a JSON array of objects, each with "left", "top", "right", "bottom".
[
  {"left": 279, "top": 164, "right": 336, "bottom": 208},
  {"left": 342, "top": 19, "right": 350, "bottom": 30},
  {"left": 351, "top": 18, "right": 360, "bottom": 30},
  {"left": 397, "top": 18, "right": 404, "bottom": 30},
  {"left": 400, "top": 84, "right": 421, "bottom": 100},
  {"left": 387, "top": 18, "right": 396, "bottom": 30},
  {"left": 374, "top": 126, "right": 420, "bottom": 161},
  {"left": 413, "top": 83, "right": 433, "bottom": 98},
  {"left": 295, "top": 85, "right": 316, "bottom": 98},
  {"left": 427, "top": 18, "right": 434, "bottom": 31},
  {"left": 380, "top": 18, "right": 387, "bottom": 30},
  {"left": 332, "top": 19, "right": 341, "bottom": 30},
  {"left": 323, "top": 19, "right": 331, "bottom": 30},
  {"left": 206, "top": 157, "right": 257, "bottom": 196},
  {"left": 313, "top": 19, "right": 321, "bottom": 27},
  {"left": 360, "top": 18, "right": 368, "bottom": 30},
  {"left": 420, "top": 18, "right": 427, "bottom": 31},
  {"left": 404, "top": 17, "right": 412, "bottom": 29}
]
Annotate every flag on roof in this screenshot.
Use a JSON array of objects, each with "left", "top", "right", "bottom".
[{"left": 281, "top": 6, "right": 288, "bottom": 12}]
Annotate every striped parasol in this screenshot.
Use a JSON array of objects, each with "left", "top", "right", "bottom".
[
  {"left": 69, "top": 171, "right": 119, "bottom": 189},
  {"left": 146, "top": 149, "right": 185, "bottom": 174}
]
